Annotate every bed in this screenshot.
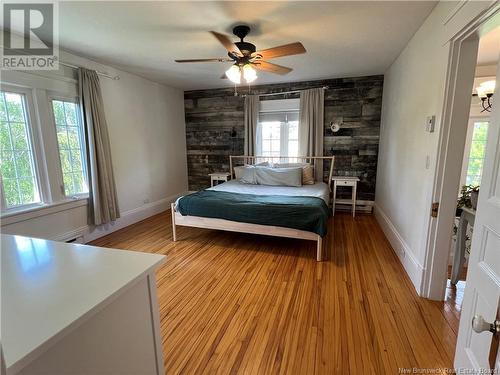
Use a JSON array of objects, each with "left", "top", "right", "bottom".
[{"left": 171, "top": 156, "right": 334, "bottom": 261}]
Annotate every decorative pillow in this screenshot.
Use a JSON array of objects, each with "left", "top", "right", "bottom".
[
  {"left": 302, "top": 165, "right": 315, "bottom": 185},
  {"left": 255, "top": 167, "right": 302, "bottom": 187},
  {"left": 273, "top": 163, "right": 315, "bottom": 185},
  {"left": 254, "top": 161, "right": 270, "bottom": 167}
]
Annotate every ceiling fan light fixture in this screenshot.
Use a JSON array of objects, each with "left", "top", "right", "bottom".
[
  {"left": 243, "top": 64, "right": 257, "bottom": 83},
  {"left": 226, "top": 64, "right": 241, "bottom": 84}
]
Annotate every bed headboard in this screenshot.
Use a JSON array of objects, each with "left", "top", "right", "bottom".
[{"left": 229, "top": 155, "right": 335, "bottom": 186}]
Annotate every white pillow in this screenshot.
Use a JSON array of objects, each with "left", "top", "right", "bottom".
[
  {"left": 273, "top": 162, "right": 308, "bottom": 168},
  {"left": 273, "top": 163, "right": 315, "bottom": 185},
  {"left": 234, "top": 165, "right": 257, "bottom": 184},
  {"left": 255, "top": 167, "right": 302, "bottom": 187}
]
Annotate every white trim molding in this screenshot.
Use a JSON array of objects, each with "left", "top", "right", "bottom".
[
  {"left": 84, "top": 192, "right": 185, "bottom": 243},
  {"left": 1, "top": 198, "right": 88, "bottom": 226},
  {"left": 374, "top": 203, "right": 425, "bottom": 294}
]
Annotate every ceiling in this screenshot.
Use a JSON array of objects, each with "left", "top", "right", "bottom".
[
  {"left": 6, "top": 1, "right": 437, "bottom": 90},
  {"left": 477, "top": 26, "right": 500, "bottom": 66}
]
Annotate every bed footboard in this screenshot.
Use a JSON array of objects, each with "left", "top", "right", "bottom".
[
  {"left": 170, "top": 203, "right": 325, "bottom": 261},
  {"left": 170, "top": 203, "right": 177, "bottom": 242}
]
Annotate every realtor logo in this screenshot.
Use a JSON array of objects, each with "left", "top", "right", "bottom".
[{"left": 2, "top": 2, "right": 59, "bottom": 70}]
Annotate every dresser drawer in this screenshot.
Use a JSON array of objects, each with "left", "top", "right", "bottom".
[{"left": 336, "top": 180, "right": 356, "bottom": 186}]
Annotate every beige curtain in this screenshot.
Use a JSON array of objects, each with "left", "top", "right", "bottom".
[
  {"left": 79, "top": 68, "right": 120, "bottom": 225},
  {"left": 299, "top": 88, "right": 325, "bottom": 181},
  {"left": 244, "top": 95, "right": 259, "bottom": 155}
]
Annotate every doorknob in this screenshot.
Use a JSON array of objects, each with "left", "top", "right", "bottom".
[{"left": 472, "top": 315, "right": 500, "bottom": 335}]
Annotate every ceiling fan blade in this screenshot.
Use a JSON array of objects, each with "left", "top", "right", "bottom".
[
  {"left": 175, "top": 58, "right": 232, "bottom": 63},
  {"left": 252, "top": 42, "right": 306, "bottom": 60},
  {"left": 210, "top": 31, "right": 243, "bottom": 57},
  {"left": 253, "top": 61, "right": 292, "bottom": 75}
]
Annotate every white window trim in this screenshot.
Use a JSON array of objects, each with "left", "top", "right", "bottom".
[
  {"left": 0, "top": 84, "right": 47, "bottom": 211},
  {"left": 48, "top": 93, "right": 89, "bottom": 199},
  {"left": 1, "top": 197, "right": 88, "bottom": 226},
  {"left": 258, "top": 99, "right": 300, "bottom": 158},
  {"left": 0, "top": 72, "right": 87, "bottom": 220},
  {"left": 459, "top": 116, "right": 489, "bottom": 187}
]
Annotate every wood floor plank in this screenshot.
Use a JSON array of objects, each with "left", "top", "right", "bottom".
[{"left": 90, "top": 211, "right": 460, "bottom": 374}]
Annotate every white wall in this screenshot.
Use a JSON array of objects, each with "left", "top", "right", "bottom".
[
  {"left": 374, "top": 1, "right": 495, "bottom": 294},
  {"left": 1, "top": 49, "right": 188, "bottom": 242}
]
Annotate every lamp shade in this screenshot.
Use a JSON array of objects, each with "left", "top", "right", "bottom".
[
  {"left": 480, "top": 80, "right": 496, "bottom": 95},
  {"left": 243, "top": 64, "right": 257, "bottom": 83},
  {"left": 225, "top": 65, "right": 241, "bottom": 84}
]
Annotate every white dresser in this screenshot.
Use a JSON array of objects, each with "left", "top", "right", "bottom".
[{"left": 1, "top": 234, "right": 166, "bottom": 375}]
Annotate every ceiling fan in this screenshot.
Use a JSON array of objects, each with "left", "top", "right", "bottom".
[{"left": 174, "top": 25, "right": 306, "bottom": 84}]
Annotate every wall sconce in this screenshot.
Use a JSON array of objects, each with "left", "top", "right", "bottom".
[
  {"left": 474, "top": 80, "right": 495, "bottom": 113},
  {"left": 330, "top": 117, "right": 343, "bottom": 133}
]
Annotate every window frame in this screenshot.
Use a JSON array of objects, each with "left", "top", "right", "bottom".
[
  {"left": 460, "top": 117, "right": 489, "bottom": 188},
  {"left": 48, "top": 94, "right": 89, "bottom": 199},
  {"left": 0, "top": 84, "right": 46, "bottom": 212},
  {"left": 257, "top": 98, "right": 300, "bottom": 159},
  {"left": 465, "top": 119, "right": 488, "bottom": 186}
]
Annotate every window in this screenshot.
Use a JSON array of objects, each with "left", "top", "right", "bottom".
[
  {"left": 0, "top": 90, "right": 40, "bottom": 208},
  {"left": 257, "top": 99, "right": 300, "bottom": 158},
  {"left": 465, "top": 121, "right": 489, "bottom": 186},
  {"left": 1, "top": 74, "right": 86, "bottom": 217},
  {"left": 51, "top": 99, "right": 88, "bottom": 196}
]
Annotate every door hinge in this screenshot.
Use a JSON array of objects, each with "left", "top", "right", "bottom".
[{"left": 431, "top": 202, "right": 439, "bottom": 218}]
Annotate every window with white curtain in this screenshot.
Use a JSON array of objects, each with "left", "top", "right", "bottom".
[{"left": 257, "top": 99, "right": 299, "bottom": 158}]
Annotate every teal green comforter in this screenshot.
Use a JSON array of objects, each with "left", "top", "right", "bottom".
[{"left": 177, "top": 190, "right": 330, "bottom": 237}]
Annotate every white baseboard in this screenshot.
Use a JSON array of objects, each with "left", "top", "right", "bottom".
[
  {"left": 83, "top": 192, "right": 185, "bottom": 243},
  {"left": 373, "top": 203, "right": 425, "bottom": 295}
]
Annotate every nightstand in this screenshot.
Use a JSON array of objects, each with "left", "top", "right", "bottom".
[
  {"left": 331, "top": 176, "right": 360, "bottom": 217},
  {"left": 209, "top": 172, "right": 231, "bottom": 187}
]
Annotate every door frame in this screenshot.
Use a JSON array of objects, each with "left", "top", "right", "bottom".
[{"left": 422, "top": 4, "right": 500, "bottom": 301}]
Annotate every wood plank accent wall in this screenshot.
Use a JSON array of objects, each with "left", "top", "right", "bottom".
[{"left": 184, "top": 75, "right": 383, "bottom": 200}]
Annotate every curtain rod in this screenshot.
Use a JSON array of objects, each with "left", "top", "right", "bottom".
[
  {"left": 59, "top": 61, "right": 120, "bottom": 80},
  {"left": 239, "top": 86, "right": 329, "bottom": 97}
]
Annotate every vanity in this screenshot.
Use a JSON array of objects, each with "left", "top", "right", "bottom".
[{"left": 1, "top": 234, "right": 166, "bottom": 375}]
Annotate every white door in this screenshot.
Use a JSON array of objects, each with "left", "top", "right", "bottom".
[{"left": 454, "top": 63, "right": 500, "bottom": 370}]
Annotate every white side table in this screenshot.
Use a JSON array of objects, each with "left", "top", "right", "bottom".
[
  {"left": 451, "top": 206, "right": 475, "bottom": 285},
  {"left": 331, "top": 176, "right": 360, "bottom": 217},
  {"left": 209, "top": 172, "right": 230, "bottom": 187}
]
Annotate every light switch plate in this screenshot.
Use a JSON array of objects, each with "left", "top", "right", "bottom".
[{"left": 426, "top": 115, "right": 435, "bottom": 133}]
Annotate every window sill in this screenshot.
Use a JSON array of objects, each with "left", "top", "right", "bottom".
[{"left": 1, "top": 198, "right": 88, "bottom": 226}]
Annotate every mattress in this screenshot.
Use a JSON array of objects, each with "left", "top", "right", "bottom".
[
  {"left": 207, "top": 179, "right": 330, "bottom": 204},
  {"left": 176, "top": 189, "right": 331, "bottom": 236}
]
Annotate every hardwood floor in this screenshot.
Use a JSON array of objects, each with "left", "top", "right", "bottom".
[{"left": 91, "top": 211, "right": 461, "bottom": 374}]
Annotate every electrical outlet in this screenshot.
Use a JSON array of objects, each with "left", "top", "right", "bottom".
[{"left": 426, "top": 115, "right": 435, "bottom": 133}]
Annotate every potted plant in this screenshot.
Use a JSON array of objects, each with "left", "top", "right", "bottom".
[
  {"left": 452, "top": 184, "right": 479, "bottom": 255},
  {"left": 456, "top": 184, "right": 480, "bottom": 212}
]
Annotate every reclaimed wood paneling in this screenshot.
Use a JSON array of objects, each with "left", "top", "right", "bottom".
[{"left": 184, "top": 75, "right": 383, "bottom": 200}]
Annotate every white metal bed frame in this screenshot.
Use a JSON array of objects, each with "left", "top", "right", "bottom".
[{"left": 170, "top": 155, "right": 335, "bottom": 261}]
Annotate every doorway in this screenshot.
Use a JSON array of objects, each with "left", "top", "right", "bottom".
[
  {"left": 420, "top": 7, "right": 499, "bottom": 371},
  {"left": 445, "top": 38, "right": 498, "bottom": 312},
  {"left": 422, "top": 8, "right": 499, "bottom": 302}
]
